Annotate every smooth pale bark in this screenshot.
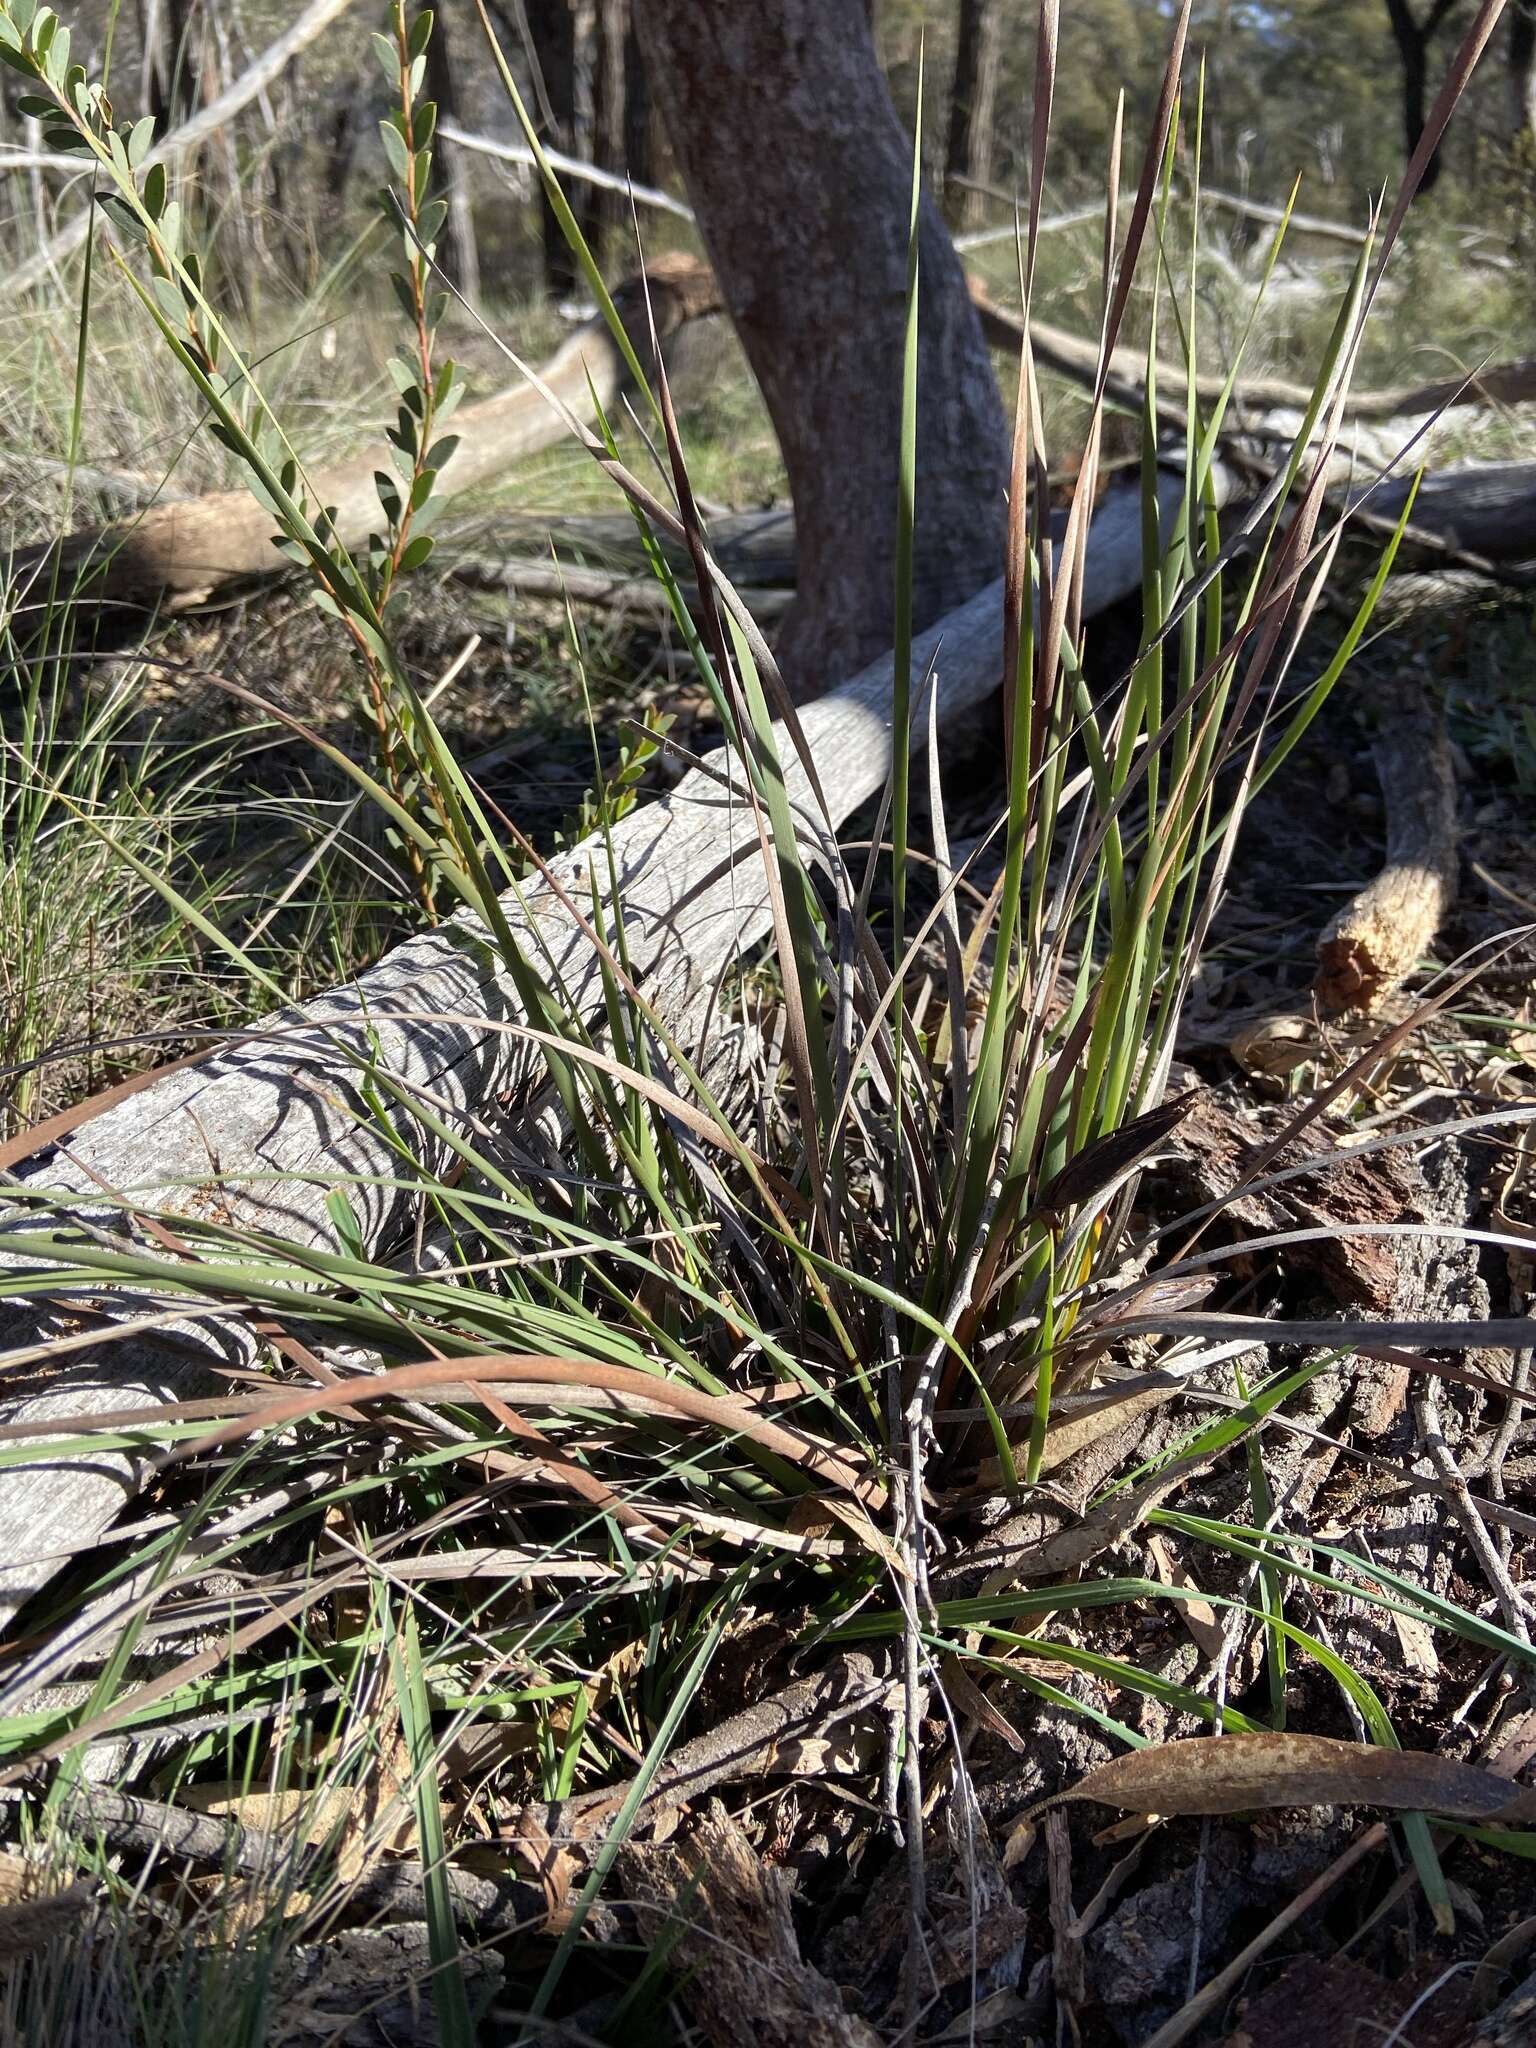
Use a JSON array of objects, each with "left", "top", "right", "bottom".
[{"left": 634, "top": 0, "right": 1009, "bottom": 697}]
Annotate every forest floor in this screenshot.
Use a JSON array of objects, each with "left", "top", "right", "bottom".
[{"left": 4, "top": 201, "right": 1536, "bottom": 2047}]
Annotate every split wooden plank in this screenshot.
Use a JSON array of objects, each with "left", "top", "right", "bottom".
[{"left": 0, "top": 472, "right": 1177, "bottom": 1634}]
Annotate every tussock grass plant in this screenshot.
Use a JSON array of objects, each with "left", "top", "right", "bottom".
[{"left": 0, "top": 0, "right": 1530, "bottom": 2033}]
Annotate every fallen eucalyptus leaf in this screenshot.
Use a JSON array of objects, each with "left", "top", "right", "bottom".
[{"left": 1040, "top": 1732, "right": 1536, "bottom": 1826}]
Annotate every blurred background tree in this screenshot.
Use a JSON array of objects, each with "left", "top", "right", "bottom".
[{"left": 7, "top": 0, "right": 1536, "bottom": 317}]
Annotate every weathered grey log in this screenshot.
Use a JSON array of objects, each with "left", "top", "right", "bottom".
[
  {"left": 452, "top": 555, "right": 794, "bottom": 624},
  {"left": 23, "top": 266, "right": 1532, "bottom": 635},
  {"left": 491, "top": 504, "right": 799, "bottom": 586},
  {"left": 1362, "top": 461, "right": 1536, "bottom": 560},
  {"left": 0, "top": 472, "right": 1181, "bottom": 1634},
  {"left": 435, "top": 118, "right": 693, "bottom": 221},
  {"left": 486, "top": 447, "right": 1536, "bottom": 607},
  {"left": 974, "top": 286, "right": 1536, "bottom": 432},
  {"left": 1199, "top": 186, "right": 1371, "bottom": 247},
  {"left": 952, "top": 181, "right": 1365, "bottom": 251}
]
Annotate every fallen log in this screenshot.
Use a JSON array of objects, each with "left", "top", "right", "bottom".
[
  {"left": 8, "top": 253, "right": 719, "bottom": 623},
  {"left": 1363, "top": 461, "right": 1536, "bottom": 561},
  {"left": 451, "top": 555, "right": 793, "bottom": 624},
  {"left": 470, "top": 504, "right": 798, "bottom": 586},
  {"left": 50, "top": 1648, "right": 889, "bottom": 1918},
  {"left": 435, "top": 119, "right": 694, "bottom": 222},
  {"left": 1315, "top": 675, "right": 1459, "bottom": 1014},
  {"left": 972, "top": 285, "right": 1536, "bottom": 430},
  {"left": 1199, "top": 187, "right": 1516, "bottom": 273},
  {"left": 978, "top": 289, "right": 1536, "bottom": 566},
  {"left": 20, "top": 266, "right": 1534, "bottom": 633},
  {"left": 0, "top": 470, "right": 1184, "bottom": 1633},
  {"left": 1199, "top": 186, "right": 1370, "bottom": 247},
  {"left": 948, "top": 180, "right": 1373, "bottom": 251}
]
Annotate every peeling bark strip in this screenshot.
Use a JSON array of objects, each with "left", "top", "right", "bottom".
[
  {"left": 10, "top": 254, "right": 719, "bottom": 622},
  {"left": 633, "top": 0, "right": 1009, "bottom": 693},
  {"left": 622, "top": 1805, "right": 883, "bottom": 2048},
  {"left": 0, "top": 475, "right": 1176, "bottom": 1632}
]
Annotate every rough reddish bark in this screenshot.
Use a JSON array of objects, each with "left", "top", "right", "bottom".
[{"left": 634, "top": 0, "right": 1008, "bottom": 697}]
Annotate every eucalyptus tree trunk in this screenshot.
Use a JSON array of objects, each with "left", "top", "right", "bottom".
[
  {"left": 141, "top": 0, "right": 196, "bottom": 129},
  {"left": 1512, "top": 0, "right": 1536, "bottom": 144},
  {"left": 633, "top": 0, "right": 1008, "bottom": 696},
  {"left": 587, "top": 0, "right": 629, "bottom": 257},
  {"left": 944, "top": 0, "right": 1003, "bottom": 228},
  {"left": 423, "top": 0, "right": 481, "bottom": 306},
  {"left": 518, "top": 0, "right": 581, "bottom": 297},
  {"left": 622, "top": 8, "right": 651, "bottom": 188},
  {"left": 1381, "top": 0, "right": 1460, "bottom": 193}
]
